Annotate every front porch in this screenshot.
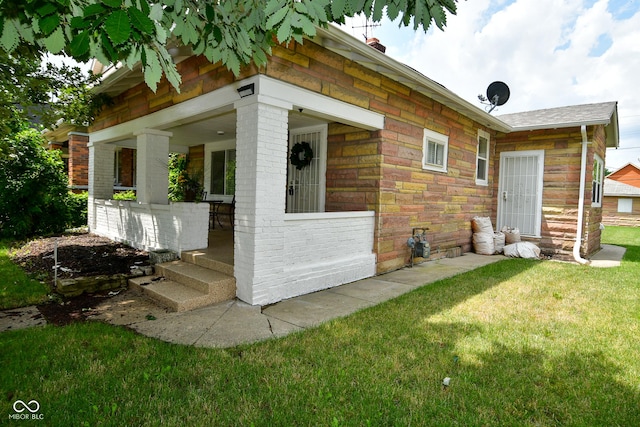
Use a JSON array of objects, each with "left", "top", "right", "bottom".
[{"left": 88, "top": 74, "right": 384, "bottom": 306}]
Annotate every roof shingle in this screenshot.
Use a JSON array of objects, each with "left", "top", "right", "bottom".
[
  {"left": 604, "top": 178, "right": 640, "bottom": 197},
  {"left": 497, "top": 102, "right": 617, "bottom": 130}
]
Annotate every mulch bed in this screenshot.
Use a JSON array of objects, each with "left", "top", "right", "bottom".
[{"left": 9, "top": 231, "right": 150, "bottom": 326}]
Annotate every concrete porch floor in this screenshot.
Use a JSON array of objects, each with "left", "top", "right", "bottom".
[{"left": 204, "top": 228, "right": 234, "bottom": 264}]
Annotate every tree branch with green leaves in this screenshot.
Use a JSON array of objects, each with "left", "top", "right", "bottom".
[{"left": 0, "top": 0, "right": 458, "bottom": 93}]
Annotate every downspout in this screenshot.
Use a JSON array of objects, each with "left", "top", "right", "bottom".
[{"left": 573, "top": 125, "right": 590, "bottom": 265}]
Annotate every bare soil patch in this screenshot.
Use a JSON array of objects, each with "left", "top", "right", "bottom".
[{"left": 9, "top": 231, "right": 150, "bottom": 325}]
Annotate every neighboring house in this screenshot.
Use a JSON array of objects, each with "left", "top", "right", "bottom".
[
  {"left": 81, "top": 25, "right": 619, "bottom": 306},
  {"left": 606, "top": 162, "right": 640, "bottom": 188},
  {"left": 46, "top": 123, "right": 90, "bottom": 191},
  {"left": 602, "top": 163, "right": 640, "bottom": 226},
  {"left": 47, "top": 123, "right": 137, "bottom": 193}
]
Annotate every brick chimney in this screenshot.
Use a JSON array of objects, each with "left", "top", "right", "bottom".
[{"left": 366, "top": 37, "right": 386, "bottom": 53}]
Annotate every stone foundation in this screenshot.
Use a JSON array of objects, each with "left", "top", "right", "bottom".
[{"left": 56, "top": 266, "right": 154, "bottom": 297}]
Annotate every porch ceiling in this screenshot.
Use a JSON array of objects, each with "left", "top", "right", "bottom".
[
  {"left": 108, "top": 105, "right": 328, "bottom": 149},
  {"left": 165, "top": 109, "right": 328, "bottom": 146}
]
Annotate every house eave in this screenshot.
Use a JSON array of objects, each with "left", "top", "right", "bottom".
[
  {"left": 604, "top": 193, "right": 640, "bottom": 197},
  {"left": 499, "top": 102, "right": 620, "bottom": 148},
  {"left": 509, "top": 118, "right": 618, "bottom": 148}
]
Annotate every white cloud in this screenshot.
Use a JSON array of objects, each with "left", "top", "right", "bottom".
[{"left": 340, "top": 0, "right": 640, "bottom": 168}]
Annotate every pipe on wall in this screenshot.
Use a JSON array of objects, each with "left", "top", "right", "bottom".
[{"left": 573, "top": 125, "right": 591, "bottom": 265}]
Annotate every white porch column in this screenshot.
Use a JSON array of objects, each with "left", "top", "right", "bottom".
[
  {"left": 134, "top": 128, "right": 172, "bottom": 204},
  {"left": 87, "top": 141, "right": 115, "bottom": 230},
  {"left": 234, "top": 96, "right": 291, "bottom": 305}
]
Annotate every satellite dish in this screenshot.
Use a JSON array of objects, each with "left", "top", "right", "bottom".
[{"left": 485, "top": 81, "right": 510, "bottom": 112}]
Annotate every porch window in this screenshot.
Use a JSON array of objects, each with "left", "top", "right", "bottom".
[
  {"left": 592, "top": 154, "right": 604, "bottom": 207},
  {"left": 422, "top": 129, "right": 448, "bottom": 173},
  {"left": 618, "top": 198, "right": 633, "bottom": 213},
  {"left": 476, "top": 129, "right": 490, "bottom": 185},
  {"left": 114, "top": 148, "right": 136, "bottom": 188},
  {"left": 210, "top": 149, "right": 236, "bottom": 195}
]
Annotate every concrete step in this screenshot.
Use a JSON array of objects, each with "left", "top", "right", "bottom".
[
  {"left": 181, "top": 249, "right": 234, "bottom": 276},
  {"left": 155, "top": 260, "right": 234, "bottom": 294},
  {"left": 130, "top": 259, "right": 236, "bottom": 312},
  {"left": 130, "top": 277, "right": 233, "bottom": 312}
]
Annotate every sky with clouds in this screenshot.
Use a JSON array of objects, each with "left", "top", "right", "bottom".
[{"left": 339, "top": 0, "right": 640, "bottom": 170}]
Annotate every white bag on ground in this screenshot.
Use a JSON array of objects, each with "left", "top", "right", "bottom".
[
  {"left": 473, "top": 232, "right": 495, "bottom": 255},
  {"left": 493, "top": 232, "right": 505, "bottom": 254},
  {"left": 503, "top": 241, "right": 541, "bottom": 259},
  {"left": 501, "top": 226, "right": 521, "bottom": 244},
  {"left": 472, "top": 217, "right": 494, "bottom": 234}
]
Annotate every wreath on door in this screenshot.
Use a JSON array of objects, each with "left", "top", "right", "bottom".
[{"left": 289, "top": 141, "right": 314, "bottom": 170}]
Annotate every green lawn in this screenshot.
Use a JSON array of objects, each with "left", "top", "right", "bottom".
[
  {"left": 1, "top": 226, "right": 639, "bottom": 426},
  {"left": 0, "top": 240, "right": 49, "bottom": 309}
]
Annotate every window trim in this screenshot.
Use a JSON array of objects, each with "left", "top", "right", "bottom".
[
  {"left": 204, "top": 141, "right": 236, "bottom": 202},
  {"left": 422, "top": 128, "right": 448, "bottom": 173},
  {"left": 476, "top": 129, "right": 490, "bottom": 186},
  {"left": 592, "top": 154, "right": 604, "bottom": 207},
  {"left": 209, "top": 149, "right": 236, "bottom": 196}
]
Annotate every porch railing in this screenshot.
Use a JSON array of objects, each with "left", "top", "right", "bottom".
[
  {"left": 90, "top": 199, "right": 209, "bottom": 254},
  {"left": 249, "top": 211, "right": 376, "bottom": 304}
]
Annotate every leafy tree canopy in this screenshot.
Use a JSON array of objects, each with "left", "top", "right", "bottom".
[
  {"left": 0, "top": 0, "right": 458, "bottom": 93},
  {"left": 0, "top": 50, "right": 110, "bottom": 134}
]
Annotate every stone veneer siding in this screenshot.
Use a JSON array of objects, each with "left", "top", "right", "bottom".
[
  {"left": 90, "top": 40, "right": 502, "bottom": 274},
  {"left": 494, "top": 125, "right": 606, "bottom": 259}
]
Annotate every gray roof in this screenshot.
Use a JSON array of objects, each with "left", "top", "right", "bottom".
[
  {"left": 497, "top": 101, "right": 619, "bottom": 147},
  {"left": 497, "top": 101, "right": 617, "bottom": 129},
  {"left": 604, "top": 178, "right": 640, "bottom": 197}
]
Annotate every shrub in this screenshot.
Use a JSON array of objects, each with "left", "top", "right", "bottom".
[
  {"left": 67, "top": 191, "right": 88, "bottom": 228},
  {"left": 112, "top": 190, "right": 136, "bottom": 201},
  {"left": 168, "top": 153, "right": 202, "bottom": 201},
  {"left": 0, "top": 129, "right": 72, "bottom": 238}
]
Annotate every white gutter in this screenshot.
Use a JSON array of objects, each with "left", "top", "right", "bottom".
[{"left": 573, "top": 125, "right": 591, "bottom": 265}]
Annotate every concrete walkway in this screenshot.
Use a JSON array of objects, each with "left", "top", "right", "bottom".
[
  {"left": 88, "top": 252, "right": 507, "bottom": 347},
  {"left": 0, "top": 244, "right": 626, "bottom": 347},
  {"left": 588, "top": 244, "right": 626, "bottom": 267}
]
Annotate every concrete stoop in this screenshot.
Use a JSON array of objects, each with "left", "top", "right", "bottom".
[{"left": 129, "top": 254, "right": 236, "bottom": 312}]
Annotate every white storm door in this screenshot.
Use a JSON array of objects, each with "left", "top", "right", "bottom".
[
  {"left": 497, "top": 150, "right": 544, "bottom": 237},
  {"left": 286, "top": 125, "right": 327, "bottom": 213}
]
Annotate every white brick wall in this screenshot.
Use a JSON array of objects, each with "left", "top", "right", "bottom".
[
  {"left": 91, "top": 199, "right": 209, "bottom": 253},
  {"left": 233, "top": 98, "right": 376, "bottom": 306},
  {"left": 88, "top": 142, "right": 115, "bottom": 200},
  {"left": 88, "top": 142, "right": 115, "bottom": 230},
  {"left": 253, "top": 211, "right": 377, "bottom": 305},
  {"left": 234, "top": 99, "right": 290, "bottom": 304},
  {"left": 135, "top": 129, "right": 171, "bottom": 204}
]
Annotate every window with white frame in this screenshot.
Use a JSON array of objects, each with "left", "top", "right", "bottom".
[
  {"left": 422, "top": 128, "right": 448, "bottom": 173},
  {"left": 592, "top": 154, "right": 604, "bottom": 206},
  {"left": 618, "top": 198, "right": 633, "bottom": 213},
  {"left": 476, "top": 129, "right": 490, "bottom": 185},
  {"left": 210, "top": 149, "right": 236, "bottom": 196}
]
